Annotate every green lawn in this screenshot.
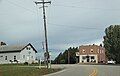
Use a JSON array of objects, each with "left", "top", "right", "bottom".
[
  {"left": 0, "top": 63, "right": 41, "bottom": 66},
  {"left": 0, "top": 65, "right": 61, "bottom": 76}
]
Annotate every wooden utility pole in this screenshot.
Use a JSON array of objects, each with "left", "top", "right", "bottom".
[
  {"left": 35, "top": 0, "right": 51, "bottom": 69},
  {"left": 42, "top": 42, "right": 46, "bottom": 66}
]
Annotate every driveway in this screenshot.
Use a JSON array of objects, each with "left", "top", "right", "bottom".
[{"left": 44, "top": 64, "right": 120, "bottom": 76}]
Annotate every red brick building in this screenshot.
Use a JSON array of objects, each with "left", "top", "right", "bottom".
[{"left": 76, "top": 44, "right": 107, "bottom": 63}]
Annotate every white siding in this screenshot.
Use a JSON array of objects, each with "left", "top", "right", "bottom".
[
  {"left": 0, "top": 52, "right": 20, "bottom": 64},
  {"left": 0, "top": 45, "right": 37, "bottom": 64},
  {"left": 20, "top": 45, "right": 36, "bottom": 63}
]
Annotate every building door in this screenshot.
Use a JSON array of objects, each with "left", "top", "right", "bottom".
[
  {"left": 86, "top": 56, "right": 90, "bottom": 62},
  {"left": 76, "top": 56, "right": 79, "bottom": 63},
  {"left": 87, "top": 58, "right": 89, "bottom": 62}
]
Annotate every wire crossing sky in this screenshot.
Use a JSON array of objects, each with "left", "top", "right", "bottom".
[{"left": 0, "top": 0, "right": 120, "bottom": 59}]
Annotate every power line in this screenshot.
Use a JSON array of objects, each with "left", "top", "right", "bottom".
[
  {"left": 54, "top": 0, "right": 89, "bottom": 5},
  {"left": 52, "top": 4, "right": 120, "bottom": 11},
  {"left": 5, "top": 0, "right": 120, "bottom": 16},
  {"left": 35, "top": 0, "right": 51, "bottom": 69},
  {"left": 6, "top": 0, "right": 36, "bottom": 14},
  {"left": 48, "top": 23, "right": 103, "bottom": 30},
  {"left": 68, "top": 0, "right": 89, "bottom": 4}
]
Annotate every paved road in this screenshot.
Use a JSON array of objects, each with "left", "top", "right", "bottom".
[{"left": 44, "top": 64, "right": 120, "bottom": 76}]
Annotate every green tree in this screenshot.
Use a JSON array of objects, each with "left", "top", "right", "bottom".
[
  {"left": 54, "top": 47, "right": 79, "bottom": 64},
  {"left": 68, "top": 47, "right": 79, "bottom": 64},
  {"left": 103, "top": 25, "right": 120, "bottom": 64},
  {"left": 54, "top": 52, "right": 63, "bottom": 64}
]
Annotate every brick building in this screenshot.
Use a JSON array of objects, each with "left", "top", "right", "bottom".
[{"left": 76, "top": 44, "right": 106, "bottom": 64}]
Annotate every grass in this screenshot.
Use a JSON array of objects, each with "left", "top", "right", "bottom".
[
  {"left": 0, "top": 63, "right": 42, "bottom": 66},
  {"left": 0, "top": 64, "right": 62, "bottom": 76}
]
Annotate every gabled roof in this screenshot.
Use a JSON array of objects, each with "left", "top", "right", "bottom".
[
  {"left": 0, "top": 43, "right": 37, "bottom": 53},
  {"left": 23, "top": 43, "right": 37, "bottom": 53}
]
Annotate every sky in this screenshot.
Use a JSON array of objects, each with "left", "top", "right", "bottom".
[{"left": 0, "top": 0, "right": 120, "bottom": 59}]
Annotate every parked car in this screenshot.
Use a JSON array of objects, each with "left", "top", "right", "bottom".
[{"left": 107, "top": 60, "right": 116, "bottom": 64}]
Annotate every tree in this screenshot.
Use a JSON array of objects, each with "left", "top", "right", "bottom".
[
  {"left": 103, "top": 25, "right": 120, "bottom": 64},
  {"left": 54, "top": 52, "right": 63, "bottom": 64},
  {"left": 54, "top": 47, "right": 79, "bottom": 64}
]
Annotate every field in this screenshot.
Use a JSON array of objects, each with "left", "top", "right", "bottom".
[{"left": 0, "top": 64, "right": 61, "bottom": 76}]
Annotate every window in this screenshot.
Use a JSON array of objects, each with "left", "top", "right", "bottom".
[
  {"left": 26, "top": 47, "right": 29, "bottom": 50},
  {"left": 23, "top": 55, "right": 25, "bottom": 58},
  {"left": 100, "top": 50, "right": 101, "bottom": 53},
  {"left": 91, "top": 51, "right": 93, "bottom": 53},
  {"left": 0, "top": 56, "right": 3, "bottom": 57},
  {"left": 28, "top": 48, "right": 31, "bottom": 50},
  {"left": 82, "top": 49, "right": 85, "bottom": 53},
  {"left": 31, "top": 56, "right": 33, "bottom": 58},
  {"left": 86, "top": 56, "right": 89, "bottom": 58},
  {"left": 101, "top": 50, "right": 103, "bottom": 53},
  {"left": 82, "top": 56, "right": 86, "bottom": 60},
  {"left": 26, "top": 47, "right": 31, "bottom": 50},
  {"left": 98, "top": 49, "right": 99, "bottom": 53},
  {"left": 28, "top": 51, "right": 31, "bottom": 54},
  {"left": 5, "top": 56, "right": 7, "bottom": 60},
  {"left": 14, "top": 56, "right": 16, "bottom": 60},
  {"left": 100, "top": 50, "right": 104, "bottom": 53},
  {"left": 91, "top": 56, "right": 94, "bottom": 59},
  {"left": 90, "top": 49, "right": 93, "bottom": 53}
]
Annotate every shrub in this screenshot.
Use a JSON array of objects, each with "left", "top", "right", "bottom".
[{"left": 24, "top": 62, "right": 28, "bottom": 65}]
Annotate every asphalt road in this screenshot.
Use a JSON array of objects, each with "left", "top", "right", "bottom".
[{"left": 44, "top": 64, "right": 120, "bottom": 76}]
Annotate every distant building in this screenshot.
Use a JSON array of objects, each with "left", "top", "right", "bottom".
[
  {"left": 0, "top": 43, "right": 37, "bottom": 64},
  {"left": 76, "top": 44, "right": 106, "bottom": 64}
]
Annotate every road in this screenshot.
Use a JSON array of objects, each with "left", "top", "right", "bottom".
[{"left": 44, "top": 64, "right": 120, "bottom": 76}]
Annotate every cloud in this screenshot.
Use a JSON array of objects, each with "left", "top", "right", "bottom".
[{"left": 1, "top": 0, "right": 120, "bottom": 59}]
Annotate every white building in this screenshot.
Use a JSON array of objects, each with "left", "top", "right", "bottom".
[{"left": 0, "top": 43, "right": 37, "bottom": 64}]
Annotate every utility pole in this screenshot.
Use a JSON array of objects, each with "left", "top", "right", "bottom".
[
  {"left": 35, "top": 0, "right": 51, "bottom": 69},
  {"left": 42, "top": 42, "right": 46, "bottom": 67}
]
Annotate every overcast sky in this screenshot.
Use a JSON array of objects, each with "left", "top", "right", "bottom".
[{"left": 0, "top": 0, "right": 120, "bottom": 59}]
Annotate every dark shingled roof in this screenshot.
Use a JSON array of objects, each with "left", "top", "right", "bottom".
[{"left": 0, "top": 43, "right": 37, "bottom": 53}]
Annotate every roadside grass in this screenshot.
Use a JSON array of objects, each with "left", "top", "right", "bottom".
[
  {"left": 0, "top": 65, "right": 62, "bottom": 76},
  {"left": 0, "top": 63, "right": 42, "bottom": 66}
]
